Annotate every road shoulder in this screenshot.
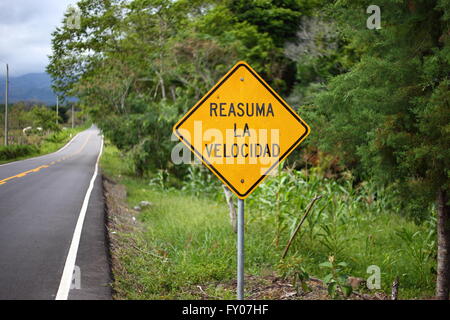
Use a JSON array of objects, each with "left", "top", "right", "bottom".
[{"left": 68, "top": 171, "right": 113, "bottom": 300}]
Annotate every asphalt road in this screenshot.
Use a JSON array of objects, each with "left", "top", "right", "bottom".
[{"left": 0, "top": 126, "right": 111, "bottom": 300}]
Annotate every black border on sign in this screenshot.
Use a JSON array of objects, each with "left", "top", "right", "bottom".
[{"left": 174, "top": 63, "right": 310, "bottom": 198}]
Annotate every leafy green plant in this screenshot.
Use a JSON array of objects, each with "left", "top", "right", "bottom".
[
  {"left": 394, "top": 220, "right": 436, "bottom": 287},
  {"left": 44, "top": 130, "right": 70, "bottom": 143},
  {"left": 319, "top": 256, "right": 352, "bottom": 299},
  {"left": 317, "top": 198, "right": 351, "bottom": 257},
  {"left": 148, "top": 169, "right": 169, "bottom": 190},
  {"left": 277, "top": 256, "right": 311, "bottom": 295},
  {"left": 181, "top": 165, "right": 222, "bottom": 199}
]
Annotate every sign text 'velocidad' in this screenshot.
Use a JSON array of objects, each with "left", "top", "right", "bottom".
[{"left": 205, "top": 102, "right": 280, "bottom": 159}]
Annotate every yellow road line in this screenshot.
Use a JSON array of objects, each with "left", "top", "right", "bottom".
[{"left": 0, "top": 134, "right": 92, "bottom": 186}]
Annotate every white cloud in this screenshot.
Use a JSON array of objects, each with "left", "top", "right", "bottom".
[{"left": 0, "top": 0, "right": 78, "bottom": 76}]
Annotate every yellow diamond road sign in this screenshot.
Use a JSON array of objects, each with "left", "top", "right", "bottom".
[{"left": 173, "top": 61, "right": 310, "bottom": 199}]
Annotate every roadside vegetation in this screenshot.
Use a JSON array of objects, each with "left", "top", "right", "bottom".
[
  {"left": 102, "top": 144, "right": 435, "bottom": 299},
  {"left": 52, "top": 0, "right": 449, "bottom": 299},
  {"left": 0, "top": 102, "right": 88, "bottom": 164}
]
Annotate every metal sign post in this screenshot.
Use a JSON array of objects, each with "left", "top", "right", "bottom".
[{"left": 237, "top": 198, "right": 244, "bottom": 300}]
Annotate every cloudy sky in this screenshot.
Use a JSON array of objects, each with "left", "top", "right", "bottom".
[{"left": 0, "top": 0, "right": 77, "bottom": 76}]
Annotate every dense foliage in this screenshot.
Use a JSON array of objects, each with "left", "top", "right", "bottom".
[
  {"left": 313, "top": 0, "right": 450, "bottom": 221},
  {"left": 0, "top": 144, "right": 39, "bottom": 161}
]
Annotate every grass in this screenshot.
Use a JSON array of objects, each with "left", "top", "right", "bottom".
[
  {"left": 101, "top": 144, "right": 437, "bottom": 300},
  {"left": 0, "top": 124, "right": 90, "bottom": 165},
  {"left": 102, "top": 145, "right": 276, "bottom": 299}
]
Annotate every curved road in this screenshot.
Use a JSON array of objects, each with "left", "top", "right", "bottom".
[{"left": 0, "top": 126, "right": 111, "bottom": 300}]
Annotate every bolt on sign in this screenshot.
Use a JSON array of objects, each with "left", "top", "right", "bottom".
[{"left": 173, "top": 61, "right": 310, "bottom": 199}]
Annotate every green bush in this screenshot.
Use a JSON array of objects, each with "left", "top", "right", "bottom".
[
  {"left": 44, "top": 130, "right": 71, "bottom": 144},
  {"left": 0, "top": 144, "right": 39, "bottom": 161}
]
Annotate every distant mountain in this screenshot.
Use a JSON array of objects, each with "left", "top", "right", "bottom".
[{"left": 0, "top": 72, "right": 59, "bottom": 105}]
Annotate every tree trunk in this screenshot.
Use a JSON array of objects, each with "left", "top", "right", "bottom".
[
  {"left": 159, "top": 75, "right": 166, "bottom": 100},
  {"left": 436, "top": 188, "right": 450, "bottom": 299}
]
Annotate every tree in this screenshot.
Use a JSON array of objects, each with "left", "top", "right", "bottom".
[
  {"left": 314, "top": 0, "right": 450, "bottom": 299},
  {"left": 227, "top": 0, "right": 319, "bottom": 93},
  {"left": 47, "top": 0, "right": 124, "bottom": 98},
  {"left": 9, "top": 103, "right": 33, "bottom": 130},
  {"left": 31, "top": 106, "right": 60, "bottom": 132},
  {"left": 227, "top": 0, "right": 311, "bottom": 46}
]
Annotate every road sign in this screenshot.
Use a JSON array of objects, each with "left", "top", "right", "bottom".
[{"left": 173, "top": 61, "right": 310, "bottom": 199}]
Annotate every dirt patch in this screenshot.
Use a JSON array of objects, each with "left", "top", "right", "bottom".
[
  {"left": 104, "top": 175, "right": 139, "bottom": 234},
  {"left": 103, "top": 175, "right": 144, "bottom": 299},
  {"left": 186, "top": 274, "right": 390, "bottom": 300}
]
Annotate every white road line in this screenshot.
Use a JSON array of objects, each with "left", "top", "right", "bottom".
[
  {"left": 0, "top": 131, "right": 82, "bottom": 168},
  {"left": 55, "top": 135, "right": 104, "bottom": 300}
]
